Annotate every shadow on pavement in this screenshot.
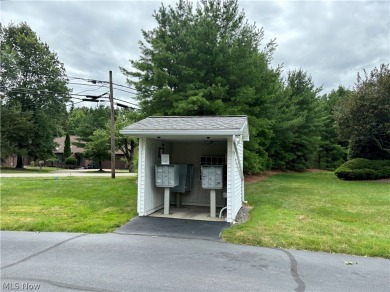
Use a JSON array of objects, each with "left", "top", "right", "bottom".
[{"left": 115, "top": 216, "right": 231, "bottom": 241}]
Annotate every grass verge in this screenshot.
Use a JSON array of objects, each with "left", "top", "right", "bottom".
[
  {"left": 223, "top": 172, "right": 390, "bottom": 258},
  {"left": 0, "top": 166, "right": 57, "bottom": 173},
  {"left": 0, "top": 177, "right": 137, "bottom": 233}
]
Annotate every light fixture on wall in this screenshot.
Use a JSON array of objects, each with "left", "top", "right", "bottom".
[{"left": 203, "top": 138, "right": 213, "bottom": 145}]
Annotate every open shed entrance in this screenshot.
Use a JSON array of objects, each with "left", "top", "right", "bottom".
[{"left": 141, "top": 138, "right": 228, "bottom": 221}]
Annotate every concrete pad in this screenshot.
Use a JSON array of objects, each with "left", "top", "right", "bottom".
[
  {"left": 115, "top": 216, "right": 230, "bottom": 241},
  {"left": 149, "top": 205, "right": 226, "bottom": 221}
]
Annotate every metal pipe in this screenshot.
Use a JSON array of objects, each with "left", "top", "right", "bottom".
[{"left": 219, "top": 206, "right": 227, "bottom": 218}]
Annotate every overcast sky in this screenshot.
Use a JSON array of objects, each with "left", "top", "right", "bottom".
[{"left": 2, "top": 0, "right": 389, "bottom": 107}]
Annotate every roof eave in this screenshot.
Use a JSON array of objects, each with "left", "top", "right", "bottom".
[{"left": 119, "top": 129, "right": 244, "bottom": 138}]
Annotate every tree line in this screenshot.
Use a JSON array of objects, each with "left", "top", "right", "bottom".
[{"left": 1, "top": 0, "right": 389, "bottom": 173}]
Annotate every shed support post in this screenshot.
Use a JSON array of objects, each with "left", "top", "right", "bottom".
[
  {"left": 164, "top": 187, "right": 170, "bottom": 215},
  {"left": 210, "top": 189, "right": 216, "bottom": 217},
  {"left": 176, "top": 193, "right": 182, "bottom": 208}
]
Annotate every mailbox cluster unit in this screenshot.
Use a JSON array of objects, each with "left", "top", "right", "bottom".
[
  {"left": 155, "top": 164, "right": 180, "bottom": 188},
  {"left": 155, "top": 164, "right": 193, "bottom": 191},
  {"left": 201, "top": 165, "right": 223, "bottom": 189}
]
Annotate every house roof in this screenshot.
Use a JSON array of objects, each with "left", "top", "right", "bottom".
[
  {"left": 120, "top": 116, "right": 249, "bottom": 141},
  {"left": 54, "top": 136, "right": 124, "bottom": 155},
  {"left": 54, "top": 136, "right": 85, "bottom": 154}
]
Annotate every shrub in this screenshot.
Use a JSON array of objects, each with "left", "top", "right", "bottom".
[
  {"left": 64, "top": 156, "right": 77, "bottom": 166},
  {"left": 335, "top": 158, "right": 390, "bottom": 180}
]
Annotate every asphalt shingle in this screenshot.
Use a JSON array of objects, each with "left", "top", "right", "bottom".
[{"left": 122, "top": 116, "right": 247, "bottom": 131}]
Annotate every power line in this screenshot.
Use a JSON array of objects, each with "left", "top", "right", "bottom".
[
  {"left": 2, "top": 67, "right": 137, "bottom": 91},
  {"left": 66, "top": 75, "right": 137, "bottom": 91}
]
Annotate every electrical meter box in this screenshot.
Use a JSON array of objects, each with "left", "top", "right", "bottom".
[
  {"left": 155, "top": 164, "right": 180, "bottom": 188},
  {"left": 201, "top": 165, "right": 223, "bottom": 189}
]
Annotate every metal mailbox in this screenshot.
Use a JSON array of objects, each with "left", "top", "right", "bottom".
[
  {"left": 201, "top": 165, "right": 223, "bottom": 189},
  {"left": 172, "top": 164, "right": 194, "bottom": 193},
  {"left": 155, "top": 164, "right": 180, "bottom": 188}
]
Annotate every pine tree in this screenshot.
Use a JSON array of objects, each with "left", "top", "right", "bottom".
[
  {"left": 121, "top": 0, "right": 282, "bottom": 173},
  {"left": 64, "top": 132, "right": 71, "bottom": 159},
  {"left": 268, "top": 70, "right": 324, "bottom": 170}
]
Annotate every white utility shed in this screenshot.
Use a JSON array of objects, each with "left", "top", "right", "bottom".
[{"left": 120, "top": 116, "right": 249, "bottom": 223}]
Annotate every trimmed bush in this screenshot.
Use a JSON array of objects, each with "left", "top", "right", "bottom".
[
  {"left": 335, "top": 158, "right": 390, "bottom": 180},
  {"left": 64, "top": 156, "right": 77, "bottom": 166}
]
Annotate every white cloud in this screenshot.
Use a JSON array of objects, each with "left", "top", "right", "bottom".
[{"left": 2, "top": 0, "right": 389, "bottom": 99}]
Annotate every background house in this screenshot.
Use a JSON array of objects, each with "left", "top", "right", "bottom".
[{"left": 53, "top": 135, "right": 128, "bottom": 169}]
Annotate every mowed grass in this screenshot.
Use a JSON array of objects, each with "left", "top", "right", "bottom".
[
  {"left": 0, "top": 166, "right": 56, "bottom": 173},
  {"left": 223, "top": 172, "right": 390, "bottom": 258},
  {"left": 0, "top": 177, "right": 137, "bottom": 233}
]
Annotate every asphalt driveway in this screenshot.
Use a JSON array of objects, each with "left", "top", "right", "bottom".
[
  {"left": 115, "top": 216, "right": 230, "bottom": 241},
  {"left": 1, "top": 230, "right": 389, "bottom": 292}
]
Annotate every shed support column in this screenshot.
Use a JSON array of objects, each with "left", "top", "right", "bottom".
[
  {"left": 164, "top": 187, "right": 170, "bottom": 215},
  {"left": 210, "top": 189, "right": 216, "bottom": 217}
]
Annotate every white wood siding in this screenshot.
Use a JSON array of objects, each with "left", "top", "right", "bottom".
[
  {"left": 137, "top": 137, "right": 146, "bottom": 215},
  {"left": 226, "top": 136, "right": 244, "bottom": 222},
  {"left": 139, "top": 138, "right": 170, "bottom": 215},
  {"left": 226, "top": 137, "right": 233, "bottom": 222}
]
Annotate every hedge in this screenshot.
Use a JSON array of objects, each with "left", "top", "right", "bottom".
[
  {"left": 335, "top": 158, "right": 390, "bottom": 180},
  {"left": 64, "top": 156, "right": 77, "bottom": 166}
]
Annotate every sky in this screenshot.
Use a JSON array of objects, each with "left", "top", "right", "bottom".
[{"left": 1, "top": 0, "right": 389, "bottom": 108}]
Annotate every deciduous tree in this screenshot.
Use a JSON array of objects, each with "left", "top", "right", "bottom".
[
  {"left": 0, "top": 22, "right": 70, "bottom": 167},
  {"left": 84, "top": 129, "right": 111, "bottom": 172},
  {"left": 335, "top": 64, "right": 390, "bottom": 159}
]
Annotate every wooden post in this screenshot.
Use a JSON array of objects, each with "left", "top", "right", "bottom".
[{"left": 109, "top": 70, "right": 115, "bottom": 179}]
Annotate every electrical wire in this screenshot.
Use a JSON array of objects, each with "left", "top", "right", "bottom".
[{"left": 1, "top": 72, "right": 140, "bottom": 108}]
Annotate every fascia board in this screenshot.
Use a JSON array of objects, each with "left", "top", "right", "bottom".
[
  {"left": 119, "top": 129, "right": 243, "bottom": 137},
  {"left": 239, "top": 119, "right": 250, "bottom": 141}
]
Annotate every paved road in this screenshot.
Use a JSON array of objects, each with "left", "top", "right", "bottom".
[
  {"left": 0, "top": 169, "right": 136, "bottom": 178},
  {"left": 1, "top": 231, "right": 389, "bottom": 292}
]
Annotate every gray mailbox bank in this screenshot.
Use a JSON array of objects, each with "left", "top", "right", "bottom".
[
  {"left": 155, "top": 164, "right": 180, "bottom": 188},
  {"left": 155, "top": 163, "right": 193, "bottom": 215},
  {"left": 201, "top": 165, "right": 223, "bottom": 189},
  {"left": 201, "top": 165, "right": 223, "bottom": 217},
  {"left": 155, "top": 164, "right": 180, "bottom": 215}
]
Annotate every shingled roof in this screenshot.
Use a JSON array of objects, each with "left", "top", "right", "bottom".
[{"left": 120, "top": 116, "right": 249, "bottom": 141}]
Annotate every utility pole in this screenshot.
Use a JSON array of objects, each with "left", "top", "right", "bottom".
[{"left": 109, "top": 70, "right": 115, "bottom": 179}]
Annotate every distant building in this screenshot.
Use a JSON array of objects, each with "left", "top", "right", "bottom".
[
  {"left": 53, "top": 135, "right": 127, "bottom": 169},
  {"left": 1, "top": 136, "right": 127, "bottom": 169}
]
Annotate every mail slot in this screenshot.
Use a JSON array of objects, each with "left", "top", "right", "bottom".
[
  {"left": 201, "top": 165, "right": 223, "bottom": 189},
  {"left": 155, "top": 164, "right": 180, "bottom": 188}
]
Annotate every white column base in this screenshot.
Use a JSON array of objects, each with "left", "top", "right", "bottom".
[
  {"left": 210, "top": 189, "right": 216, "bottom": 217},
  {"left": 164, "top": 187, "right": 170, "bottom": 215}
]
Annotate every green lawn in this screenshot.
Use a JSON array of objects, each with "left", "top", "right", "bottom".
[
  {"left": 1, "top": 172, "right": 389, "bottom": 258},
  {"left": 0, "top": 166, "right": 57, "bottom": 173},
  {"left": 0, "top": 177, "right": 137, "bottom": 233},
  {"left": 223, "top": 172, "right": 390, "bottom": 258},
  {"left": 0, "top": 167, "right": 131, "bottom": 174}
]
